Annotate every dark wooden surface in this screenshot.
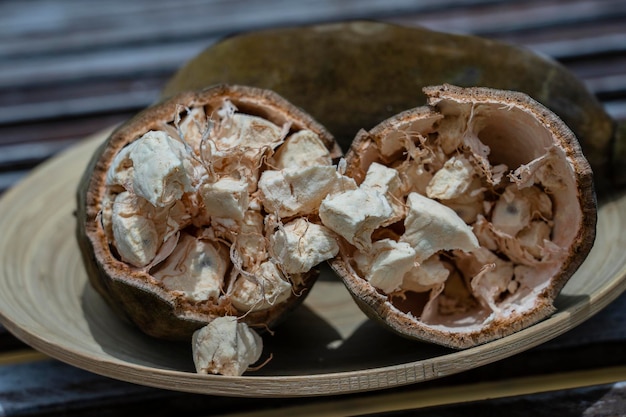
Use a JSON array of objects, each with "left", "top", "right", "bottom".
[{"left": 1, "top": 0, "right": 626, "bottom": 416}]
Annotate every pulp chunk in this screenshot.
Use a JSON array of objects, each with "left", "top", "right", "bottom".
[
  {"left": 269, "top": 129, "right": 332, "bottom": 169},
  {"left": 402, "top": 256, "right": 451, "bottom": 293},
  {"left": 235, "top": 210, "right": 268, "bottom": 268},
  {"left": 319, "top": 187, "right": 394, "bottom": 251},
  {"left": 362, "top": 239, "right": 416, "bottom": 293},
  {"left": 455, "top": 247, "right": 515, "bottom": 313},
  {"left": 258, "top": 165, "right": 351, "bottom": 217},
  {"left": 215, "top": 112, "right": 284, "bottom": 157},
  {"left": 402, "top": 162, "right": 433, "bottom": 195},
  {"left": 200, "top": 176, "right": 249, "bottom": 220},
  {"left": 152, "top": 234, "right": 228, "bottom": 302},
  {"left": 111, "top": 191, "right": 159, "bottom": 267},
  {"left": 426, "top": 154, "right": 476, "bottom": 200},
  {"left": 106, "top": 141, "right": 136, "bottom": 189},
  {"left": 129, "top": 131, "right": 195, "bottom": 207},
  {"left": 491, "top": 184, "right": 552, "bottom": 236},
  {"left": 177, "top": 106, "right": 207, "bottom": 153},
  {"left": 230, "top": 262, "right": 293, "bottom": 312},
  {"left": 362, "top": 162, "right": 403, "bottom": 196},
  {"left": 192, "top": 316, "right": 262, "bottom": 376},
  {"left": 202, "top": 111, "right": 285, "bottom": 185},
  {"left": 271, "top": 218, "right": 339, "bottom": 274},
  {"left": 519, "top": 220, "right": 552, "bottom": 258},
  {"left": 361, "top": 162, "right": 405, "bottom": 224},
  {"left": 401, "top": 192, "right": 479, "bottom": 262},
  {"left": 440, "top": 177, "right": 485, "bottom": 224}
]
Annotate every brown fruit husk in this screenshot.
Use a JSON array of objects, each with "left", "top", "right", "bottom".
[
  {"left": 328, "top": 84, "right": 596, "bottom": 349},
  {"left": 162, "top": 21, "right": 619, "bottom": 192},
  {"left": 76, "top": 84, "right": 341, "bottom": 340}
]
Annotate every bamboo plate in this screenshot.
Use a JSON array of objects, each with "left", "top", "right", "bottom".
[{"left": 0, "top": 130, "right": 625, "bottom": 398}]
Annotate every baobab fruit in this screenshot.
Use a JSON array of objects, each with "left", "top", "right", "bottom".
[
  {"left": 323, "top": 84, "right": 596, "bottom": 348},
  {"left": 76, "top": 85, "right": 348, "bottom": 374}
]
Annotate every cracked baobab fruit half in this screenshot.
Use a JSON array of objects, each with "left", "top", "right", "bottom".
[
  {"left": 76, "top": 84, "right": 346, "bottom": 375},
  {"left": 321, "top": 84, "right": 596, "bottom": 349}
]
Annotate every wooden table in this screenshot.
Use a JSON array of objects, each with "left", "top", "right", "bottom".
[{"left": 1, "top": 1, "right": 625, "bottom": 415}]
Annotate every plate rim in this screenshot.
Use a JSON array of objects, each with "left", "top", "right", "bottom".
[{"left": 1, "top": 131, "right": 625, "bottom": 398}]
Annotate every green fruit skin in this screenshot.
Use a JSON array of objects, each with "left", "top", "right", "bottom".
[{"left": 163, "top": 21, "right": 618, "bottom": 193}]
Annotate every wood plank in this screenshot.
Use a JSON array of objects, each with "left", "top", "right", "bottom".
[
  {"left": 526, "top": 32, "right": 626, "bottom": 60},
  {"left": 0, "top": 359, "right": 624, "bottom": 417},
  {"left": 605, "top": 101, "right": 626, "bottom": 121},
  {"left": 0, "top": 37, "right": 622, "bottom": 125},
  {"left": 0, "top": 89, "right": 158, "bottom": 125},
  {"left": 391, "top": 0, "right": 626, "bottom": 35},
  {"left": 0, "top": 140, "right": 75, "bottom": 166},
  {"left": 0, "top": 0, "right": 495, "bottom": 45},
  {"left": 1, "top": 1, "right": 624, "bottom": 90},
  {"left": 0, "top": 114, "right": 129, "bottom": 146},
  {"left": 0, "top": 0, "right": 497, "bottom": 26},
  {"left": 6, "top": 30, "right": 624, "bottom": 92},
  {"left": 0, "top": 41, "right": 208, "bottom": 89},
  {"left": 0, "top": 360, "right": 166, "bottom": 417},
  {"left": 2, "top": 0, "right": 621, "bottom": 42},
  {"left": 2, "top": 55, "right": 623, "bottom": 128}
]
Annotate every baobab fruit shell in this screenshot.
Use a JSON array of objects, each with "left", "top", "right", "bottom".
[
  {"left": 328, "top": 84, "right": 596, "bottom": 349},
  {"left": 76, "top": 84, "right": 340, "bottom": 340}
]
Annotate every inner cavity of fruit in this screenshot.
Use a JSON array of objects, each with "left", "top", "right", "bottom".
[
  {"left": 101, "top": 100, "right": 349, "bottom": 321},
  {"left": 321, "top": 96, "right": 585, "bottom": 333}
]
